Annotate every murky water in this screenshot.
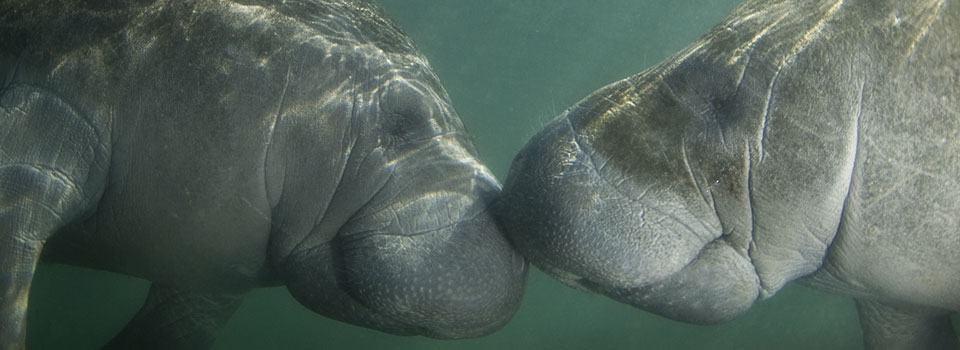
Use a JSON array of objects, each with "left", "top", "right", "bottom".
[{"left": 27, "top": 1, "right": 880, "bottom": 348}]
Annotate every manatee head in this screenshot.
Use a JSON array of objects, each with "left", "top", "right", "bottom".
[
  {"left": 499, "top": 73, "right": 760, "bottom": 324},
  {"left": 268, "top": 32, "right": 527, "bottom": 338}
]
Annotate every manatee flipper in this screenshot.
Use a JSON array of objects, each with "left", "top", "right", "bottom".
[
  {"left": 0, "top": 83, "right": 107, "bottom": 349},
  {"left": 104, "top": 284, "right": 244, "bottom": 350},
  {"left": 856, "top": 299, "right": 959, "bottom": 350}
]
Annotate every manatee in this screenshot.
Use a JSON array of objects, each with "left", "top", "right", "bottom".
[
  {"left": 0, "top": 0, "right": 527, "bottom": 348},
  {"left": 499, "top": 0, "right": 959, "bottom": 348}
]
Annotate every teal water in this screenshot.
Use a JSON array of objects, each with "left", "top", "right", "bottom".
[{"left": 26, "top": 1, "right": 875, "bottom": 349}]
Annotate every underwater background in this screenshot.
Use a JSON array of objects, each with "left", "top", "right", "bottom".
[{"left": 26, "top": 0, "right": 907, "bottom": 348}]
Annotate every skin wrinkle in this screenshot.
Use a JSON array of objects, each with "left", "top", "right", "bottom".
[
  {"left": 660, "top": 75, "right": 703, "bottom": 124},
  {"left": 864, "top": 168, "right": 920, "bottom": 209},
  {"left": 761, "top": 1, "right": 845, "bottom": 162},
  {"left": 669, "top": 41, "right": 709, "bottom": 72},
  {"left": 726, "top": 5, "right": 772, "bottom": 28},
  {"left": 645, "top": 200, "right": 715, "bottom": 249},
  {"left": 680, "top": 139, "right": 713, "bottom": 215},
  {"left": 730, "top": 54, "right": 750, "bottom": 109},
  {"left": 703, "top": 163, "right": 727, "bottom": 240},
  {"left": 753, "top": 0, "right": 844, "bottom": 168},
  {"left": 0, "top": 163, "right": 83, "bottom": 207},
  {"left": 654, "top": 63, "right": 744, "bottom": 262},
  {"left": 748, "top": 1, "right": 863, "bottom": 295},
  {"left": 343, "top": 207, "right": 486, "bottom": 243},
  {"left": 790, "top": 0, "right": 844, "bottom": 59},
  {"left": 334, "top": 131, "right": 476, "bottom": 241},
  {"left": 792, "top": 80, "right": 866, "bottom": 258},
  {"left": 727, "top": 12, "right": 789, "bottom": 66},
  {"left": 598, "top": 94, "right": 624, "bottom": 114},
  {"left": 2, "top": 83, "right": 107, "bottom": 144},
  {"left": 756, "top": 61, "right": 780, "bottom": 165},
  {"left": 837, "top": 79, "right": 865, "bottom": 221},
  {"left": 261, "top": 62, "right": 288, "bottom": 209},
  {"left": 905, "top": 0, "right": 944, "bottom": 57},
  {"left": 883, "top": 157, "right": 953, "bottom": 181},
  {"left": 743, "top": 138, "right": 764, "bottom": 295},
  {"left": 569, "top": 117, "right": 699, "bottom": 230},
  {"left": 346, "top": 184, "right": 413, "bottom": 238},
  {"left": 239, "top": 196, "right": 271, "bottom": 223},
  {"left": 283, "top": 96, "right": 358, "bottom": 265}
]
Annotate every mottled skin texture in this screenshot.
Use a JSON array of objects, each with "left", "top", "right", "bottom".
[
  {"left": 0, "top": 0, "right": 526, "bottom": 349},
  {"left": 499, "top": 0, "right": 959, "bottom": 349}
]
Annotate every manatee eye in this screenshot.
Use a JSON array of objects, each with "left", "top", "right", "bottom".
[{"left": 379, "top": 80, "right": 443, "bottom": 146}]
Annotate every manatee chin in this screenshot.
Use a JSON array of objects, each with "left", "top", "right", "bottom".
[{"left": 500, "top": 93, "right": 760, "bottom": 324}]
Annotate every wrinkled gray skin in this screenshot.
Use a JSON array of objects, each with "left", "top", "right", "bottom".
[
  {"left": 500, "top": 0, "right": 958, "bottom": 349},
  {"left": 0, "top": 0, "right": 527, "bottom": 349}
]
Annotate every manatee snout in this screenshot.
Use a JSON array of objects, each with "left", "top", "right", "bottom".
[
  {"left": 501, "top": 113, "right": 691, "bottom": 291},
  {"left": 500, "top": 108, "right": 759, "bottom": 324},
  {"left": 341, "top": 204, "right": 527, "bottom": 339},
  {"left": 286, "top": 138, "right": 527, "bottom": 339}
]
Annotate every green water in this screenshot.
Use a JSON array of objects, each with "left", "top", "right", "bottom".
[{"left": 27, "top": 1, "right": 873, "bottom": 349}]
